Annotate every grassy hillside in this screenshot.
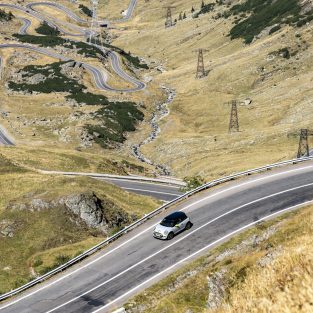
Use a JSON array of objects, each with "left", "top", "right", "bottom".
[
  {"left": 125, "top": 205, "right": 313, "bottom": 313},
  {"left": 109, "top": 0, "right": 313, "bottom": 179},
  {"left": 0, "top": 153, "right": 160, "bottom": 294}
]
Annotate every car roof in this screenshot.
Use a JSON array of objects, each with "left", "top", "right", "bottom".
[{"left": 163, "top": 211, "right": 186, "bottom": 220}]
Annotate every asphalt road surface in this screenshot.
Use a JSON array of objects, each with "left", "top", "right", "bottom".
[
  {"left": 96, "top": 177, "right": 184, "bottom": 201},
  {"left": 0, "top": 125, "right": 14, "bottom": 146},
  {"left": 17, "top": 17, "right": 32, "bottom": 35},
  {"left": 1, "top": 161, "right": 313, "bottom": 313},
  {"left": 0, "top": 43, "right": 145, "bottom": 92}
]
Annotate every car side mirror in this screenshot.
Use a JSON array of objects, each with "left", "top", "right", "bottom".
[{"left": 175, "top": 224, "right": 179, "bottom": 227}]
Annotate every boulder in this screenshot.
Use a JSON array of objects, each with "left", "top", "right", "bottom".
[{"left": 0, "top": 220, "right": 16, "bottom": 237}]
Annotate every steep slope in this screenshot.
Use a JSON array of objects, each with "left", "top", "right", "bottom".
[
  {"left": 0, "top": 154, "right": 160, "bottom": 294},
  {"left": 112, "top": 0, "right": 313, "bottom": 179}
]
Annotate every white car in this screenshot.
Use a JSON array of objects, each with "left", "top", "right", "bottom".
[{"left": 153, "top": 211, "right": 192, "bottom": 240}]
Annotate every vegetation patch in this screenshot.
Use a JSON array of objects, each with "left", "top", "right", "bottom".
[
  {"left": 181, "top": 175, "right": 206, "bottom": 191},
  {"left": 194, "top": 2, "right": 215, "bottom": 18},
  {"left": 13, "top": 34, "right": 104, "bottom": 58},
  {"left": 79, "top": 4, "right": 92, "bottom": 17},
  {"left": 35, "top": 22, "right": 60, "bottom": 36},
  {"left": 269, "top": 47, "right": 291, "bottom": 59},
  {"left": 0, "top": 9, "right": 14, "bottom": 21},
  {"left": 8, "top": 61, "right": 84, "bottom": 94},
  {"left": 0, "top": 174, "right": 159, "bottom": 294},
  {"left": 86, "top": 102, "right": 144, "bottom": 148},
  {"left": 0, "top": 154, "right": 27, "bottom": 174},
  {"left": 226, "top": 0, "right": 311, "bottom": 44},
  {"left": 8, "top": 61, "right": 144, "bottom": 147}
]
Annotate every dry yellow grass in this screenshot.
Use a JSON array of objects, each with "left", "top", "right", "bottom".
[
  {"left": 109, "top": 0, "right": 313, "bottom": 179},
  {"left": 0, "top": 154, "right": 160, "bottom": 293},
  {"left": 125, "top": 206, "right": 313, "bottom": 313},
  {"left": 217, "top": 245, "right": 313, "bottom": 313}
]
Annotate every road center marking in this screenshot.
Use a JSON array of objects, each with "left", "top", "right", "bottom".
[
  {"left": 43, "top": 182, "right": 313, "bottom": 313},
  {"left": 1, "top": 164, "right": 313, "bottom": 311},
  {"left": 91, "top": 200, "right": 313, "bottom": 313}
]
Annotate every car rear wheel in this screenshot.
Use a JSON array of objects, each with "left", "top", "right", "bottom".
[
  {"left": 185, "top": 222, "right": 191, "bottom": 230},
  {"left": 167, "top": 232, "right": 174, "bottom": 240}
]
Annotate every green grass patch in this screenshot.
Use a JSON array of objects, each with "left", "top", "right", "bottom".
[
  {"left": 8, "top": 61, "right": 85, "bottom": 94},
  {"left": 86, "top": 102, "right": 144, "bottom": 148},
  {"left": 8, "top": 61, "right": 144, "bottom": 147},
  {"left": 13, "top": 34, "right": 104, "bottom": 58},
  {"left": 0, "top": 154, "right": 27, "bottom": 174},
  {"left": 228, "top": 0, "right": 305, "bottom": 44},
  {"left": 194, "top": 3, "right": 215, "bottom": 18}
]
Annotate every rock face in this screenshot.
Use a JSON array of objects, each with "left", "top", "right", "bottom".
[
  {"left": 59, "top": 193, "right": 104, "bottom": 229},
  {"left": 7, "top": 192, "right": 131, "bottom": 234}
]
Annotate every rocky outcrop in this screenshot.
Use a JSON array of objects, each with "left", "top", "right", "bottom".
[
  {"left": 207, "top": 268, "right": 227, "bottom": 310},
  {"left": 7, "top": 192, "right": 131, "bottom": 234},
  {"left": 0, "top": 220, "right": 16, "bottom": 237},
  {"left": 59, "top": 193, "right": 105, "bottom": 229}
]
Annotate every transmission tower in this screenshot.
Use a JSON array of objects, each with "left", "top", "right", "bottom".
[
  {"left": 297, "top": 129, "right": 309, "bottom": 158},
  {"left": 196, "top": 49, "right": 205, "bottom": 79},
  {"left": 229, "top": 100, "right": 239, "bottom": 133},
  {"left": 89, "top": 0, "right": 99, "bottom": 44},
  {"left": 164, "top": 7, "right": 175, "bottom": 28}
]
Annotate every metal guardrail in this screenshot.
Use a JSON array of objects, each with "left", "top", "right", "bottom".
[
  {"left": 39, "top": 170, "right": 186, "bottom": 187},
  {"left": 1, "top": 156, "right": 313, "bottom": 302}
]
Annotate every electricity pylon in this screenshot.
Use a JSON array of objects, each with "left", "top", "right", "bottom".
[
  {"left": 297, "top": 129, "right": 312, "bottom": 158},
  {"left": 164, "top": 7, "right": 175, "bottom": 28},
  {"left": 229, "top": 100, "right": 239, "bottom": 133},
  {"left": 194, "top": 48, "right": 209, "bottom": 79},
  {"left": 196, "top": 49, "right": 205, "bottom": 78}
]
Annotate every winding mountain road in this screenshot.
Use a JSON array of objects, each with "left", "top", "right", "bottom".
[
  {"left": 1, "top": 161, "right": 313, "bottom": 313},
  {"left": 0, "top": 125, "right": 14, "bottom": 145},
  {"left": 0, "top": 0, "right": 144, "bottom": 145},
  {"left": 0, "top": 42, "right": 144, "bottom": 92},
  {"left": 17, "top": 17, "right": 32, "bottom": 35}
]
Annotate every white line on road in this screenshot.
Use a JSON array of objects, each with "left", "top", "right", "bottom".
[
  {"left": 44, "top": 182, "right": 313, "bottom": 313},
  {"left": 1, "top": 164, "right": 312, "bottom": 311},
  {"left": 92, "top": 200, "right": 313, "bottom": 313}
]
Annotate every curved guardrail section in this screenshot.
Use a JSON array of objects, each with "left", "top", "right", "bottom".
[
  {"left": 39, "top": 170, "right": 186, "bottom": 187},
  {"left": 1, "top": 156, "right": 313, "bottom": 302}
]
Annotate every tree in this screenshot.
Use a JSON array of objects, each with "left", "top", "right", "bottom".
[
  {"left": 191, "top": 6, "right": 195, "bottom": 13},
  {"left": 201, "top": 1, "right": 205, "bottom": 8},
  {"left": 183, "top": 12, "right": 187, "bottom": 19},
  {"left": 179, "top": 12, "right": 182, "bottom": 20}
]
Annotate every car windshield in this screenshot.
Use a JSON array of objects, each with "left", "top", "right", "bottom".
[{"left": 160, "top": 219, "right": 175, "bottom": 227}]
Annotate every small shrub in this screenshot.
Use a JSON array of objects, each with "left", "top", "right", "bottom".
[
  {"left": 0, "top": 9, "right": 14, "bottom": 21},
  {"left": 79, "top": 4, "right": 92, "bottom": 17},
  {"left": 181, "top": 176, "right": 206, "bottom": 191}
]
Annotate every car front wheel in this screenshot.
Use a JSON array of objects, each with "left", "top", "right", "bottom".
[
  {"left": 185, "top": 222, "right": 192, "bottom": 230},
  {"left": 167, "top": 232, "right": 174, "bottom": 240}
]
